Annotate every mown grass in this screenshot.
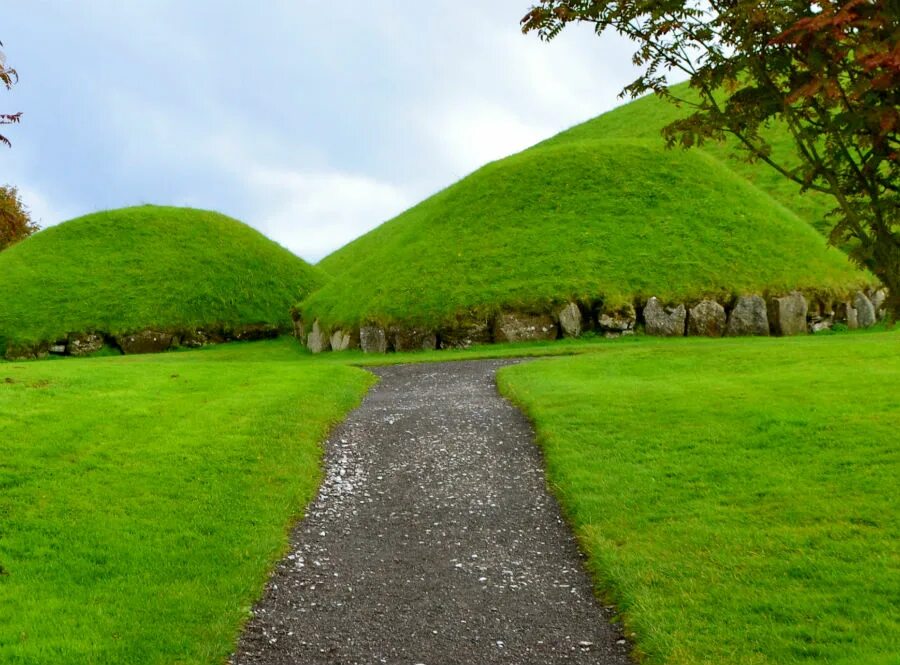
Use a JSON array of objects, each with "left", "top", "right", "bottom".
[
  {"left": 542, "top": 83, "right": 837, "bottom": 238},
  {"left": 0, "top": 339, "right": 374, "bottom": 665},
  {"left": 497, "top": 332, "right": 900, "bottom": 665},
  {"left": 305, "top": 140, "right": 870, "bottom": 331},
  {"left": 0, "top": 206, "right": 324, "bottom": 348}
]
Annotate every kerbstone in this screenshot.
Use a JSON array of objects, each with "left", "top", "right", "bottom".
[
  {"left": 307, "top": 320, "right": 330, "bottom": 354},
  {"left": 644, "top": 297, "right": 686, "bottom": 337},
  {"left": 360, "top": 326, "right": 388, "bottom": 354},
  {"left": 854, "top": 291, "right": 877, "bottom": 328},
  {"left": 726, "top": 296, "right": 769, "bottom": 336},
  {"left": 493, "top": 312, "right": 557, "bottom": 343},
  {"left": 687, "top": 300, "right": 726, "bottom": 337},
  {"left": 768, "top": 292, "right": 808, "bottom": 336},
  {"left": 558, "top": 303, "right": 583, "bottom": 338}
]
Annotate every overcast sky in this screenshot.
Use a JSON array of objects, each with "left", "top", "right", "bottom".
[{"left": 3, "top": 2, "right": 641, "bottom": 262}]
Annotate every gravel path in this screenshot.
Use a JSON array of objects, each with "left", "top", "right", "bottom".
[{"left": 231, "top": 359, "right": 631, "bottom": 665}]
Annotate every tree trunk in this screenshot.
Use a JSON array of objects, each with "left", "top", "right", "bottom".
[{"left": 871, "top": 232, "right": 900, "bottom": 324}]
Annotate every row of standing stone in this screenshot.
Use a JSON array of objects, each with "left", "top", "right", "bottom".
[{"left": 301, "top": 289, "right": 888, "bottom": 354}]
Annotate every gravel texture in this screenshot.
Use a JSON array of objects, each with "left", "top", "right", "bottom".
[{"left": 231, "top": 359, "right": 631, "bottom": 665}]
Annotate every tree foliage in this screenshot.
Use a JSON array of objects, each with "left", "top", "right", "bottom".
[
  {"left": 0, "top": 184, "right": 38, "bottom": 251},
  {"left": 522, "top": 0, "right": 900, "bottom": 316},
  {"left": 1, "top": 39, "right": 21, "bottom": 148}
]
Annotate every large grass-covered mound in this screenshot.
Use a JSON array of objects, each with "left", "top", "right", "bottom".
[
  {"left": 303, "top": 128, "right": 871, "bottom": 333},
  {"left": 540, "top": 84, "right": 836, "bottom": 238},
  {"left": 0, "top": 205, "right": 324, "bottom": 351}
]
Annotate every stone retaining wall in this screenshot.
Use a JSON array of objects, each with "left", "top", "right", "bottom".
[
  {"left": 299, "top": 288, "right": 890, "bottom": 355},
  {"left": 3, "top": 323, "right": 282, "bottom": 360}
]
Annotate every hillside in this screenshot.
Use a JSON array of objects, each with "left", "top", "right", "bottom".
[
  {"left": 0, "top": 206, "right": 324, "bottom": 354},
  {"left": 540, "top": 84, "right": 837, "bottom": 238},
  {"left": 304, "top": 137, "right": 871, "bottom": 336}
]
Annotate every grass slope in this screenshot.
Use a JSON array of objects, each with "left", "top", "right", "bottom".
[
  {"left": 0, "top": 339, "right": 374, "bottom": 665},
  {"left": 498, "top": 332, "right": 900, "bottom": 665},
  {"left": 0, "top": 205, "right": 324, "bottom": 347},
  {"left": 307, "top": 140, "right": 870, "bottom": 330},
  {"left": 541, "top": 84, "right": 836, "bottom": 238}
]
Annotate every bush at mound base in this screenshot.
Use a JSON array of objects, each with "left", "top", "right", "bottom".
[{"left": 0, "top": 205, "right": 324, "bottom": 358}]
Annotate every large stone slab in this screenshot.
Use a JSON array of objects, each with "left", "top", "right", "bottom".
[
  {"left": 557, "top": 303, "right": 583, "bottom": 338},
  {"left": 854, "top": 291, "right": 877, "bottom": 328},
  {"left": 330, "top": 329, "right": 358, "bottom": 352},
  {"left": 726, "top": 296, "right": 769, "bottom": 336},
  {"left": 597, "top": 304, "right": 636, "bottom": 338},
  {"left": 4, "top": 341, "right": 50, "bottom": 360},
  {"left": 307, "top": 320, "right": 331, "bottom": 354},
  {"left": 68, "top": 332, "right": 105, "bottom": 356},
  {"left": 871, "top": 289, "right": 888, "bottom": 320},
  {"left": 179, "top": 328, "right": 227, "bottom": 348},
  {"left": 439, "top": 317, "right": 492, "bottom": 349},
  {"left": 644, "top": 297, "right": 686, "bottom": 337},
  {"left": 116, "top": 330, "right": 175, "bottom": 355},
  {"left": 687, "top": 300, "right": 726, "bottom": 337},
  {"left": 767, "top": 292, "right": 808, "bottom": 336},
  {"left": 493, "top": 312, "right": 557, "bottom": 343},
  {"left": 390, "top": 327, "right": 437, "bottom": 352},
  {"left": 360, "top": 326, "right": 388, "bottom": 354}
]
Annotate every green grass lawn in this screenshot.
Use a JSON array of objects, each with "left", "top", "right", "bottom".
[
  {"left": 0, "top": 339, "right": 374, "bottom": 665},
  {"left": 0, "top": 206, "right": 324, "bottom": 349},
  {"left": 498, "top": 332, "right": 900, "bottom": 665}
]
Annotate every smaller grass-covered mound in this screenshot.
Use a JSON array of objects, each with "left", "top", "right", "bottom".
[
  {"left": 0, "top": 206, "right": 324, "bottom": 355},
  {"left": 303, "top": 140, "right": 872, "bottom": 337}
]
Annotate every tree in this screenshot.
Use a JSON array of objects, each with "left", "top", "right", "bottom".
[
  {"left": 522, "top": 0, "right": 900, "bottom": 318},
  {"left": 1, "top": 39, "right": 21, "bottom": 147},
  {"left": 0, "top": 185, "right": 38, "bottom": 250}
]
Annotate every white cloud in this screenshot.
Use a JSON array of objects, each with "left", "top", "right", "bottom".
[
  {"left": 422, "top": 100, "right": 554, "bottom": 175},
  {"left": 17, "top": 184, "right": 76, "bottom": 228},
  {"left": 241, "top": 166, "right": 412, "bottom": 262},
  {"left": 5, "top": 0, "right": 645, "bottom": 261}
]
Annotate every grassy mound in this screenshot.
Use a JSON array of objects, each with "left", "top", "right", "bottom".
[
  {"left": 541, "top": 83, "right": 836, "bottom": 238},
  {"left": 304, "top": 135, "right": 871, "bottom": 331},
  {"left": 0, "top": 206, "right": 324, "bottom": 349}
]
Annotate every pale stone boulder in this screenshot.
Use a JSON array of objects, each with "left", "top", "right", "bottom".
[
  {"left": 687, "top": 300, "right": 726, "bottom": 337},
  {"left": 493, "top": 312, "right": 557, "bottom": 343},
  {"left": 306, "top": 320, "right": 330, "bottom": 354},
  {"left": 598, "top": 304, "right": 636, "bottom": 337},
  {"left": 558, "top": 302, "right": 583, "bottom": 338},
  {"left": 870, "top": 289, "right": 888, "bottom": 320},
  {"left": 360, "top": 325, "right": 388, "bottom": 354},
  {"left": 726, "top": 296, "right": 769, "bottom": 336},
  {"left": 854, "top": 291, "right": 877, "bottom": 328},
  {"left": 644, "top": 297, "right": 686, "bottom": 337},
  {"left": 330, "top": 329, "right": 356, "bottom": 352},
  {"left": 68, "top": 333, "right": 105, "bottom": 356},
  {"left": 767, "top": 292, "right": 808, "bottom": 336}
]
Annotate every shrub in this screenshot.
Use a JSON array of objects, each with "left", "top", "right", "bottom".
[{"left": 0, "top": 184, "right": 38, "bottom": 250}]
